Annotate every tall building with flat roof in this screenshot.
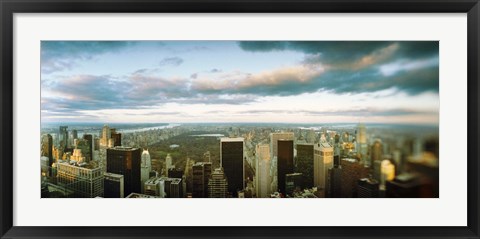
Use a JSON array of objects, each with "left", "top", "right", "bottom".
[
  {"left": 110, "top": 128, "right": 122, "bottom": 147},
  {"left": 192, "top": 162, "right": 212, "bottom": 198},
  {"left": 56, "top": 161, "right": 104, "bottom": 198},
  {"left": 255, "top": 144, "right": 271, "bottom": 198},
  {"left": 295, "top": 143, "right": 314, "bottom": 188},
  {"left": 107, "top": 146, "right": 142, "bottom": 197},
  {"left": 357, "top": 178, "right": 380, "bottom": 198},
  {"left": 208, "top": 168, "right": 229, "bottom": 198},
  {"left": 314, "top": 142, "right": 334, "bottom": 193},
  {"left": 59, "top": 126, "right": 68, "bottom": 149},
  {"left": 41, "top": 134, "right": 53, "bottom": 176},
  {"left": 270, "top": 132, "right": 294, "bottom": 161},
  {"left": 104, "top": 172, "right": 124, "bottom": 198},
  {"left": 220, "top": 137, "right": 244, "bottom": 196},
  {"left": 277, "top": 139, "right": 294, "bottom": 194}
]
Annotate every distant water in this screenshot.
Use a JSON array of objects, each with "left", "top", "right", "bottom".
[
  {"left": 117, "top": 123, "right": 181, "bottom": 133},
  {"left": 41, "top": 122, "right": 180, "bottom": 135}
]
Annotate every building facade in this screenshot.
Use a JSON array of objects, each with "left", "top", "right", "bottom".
[
  {"left": 106, "top": 146, "right": 142, "bottom": 197},
  {"left": 56, "top": 162, "right": 104, "bottom": 198},
  {"left": 220, "top": 137, "right": 244, "bottom": 196}
]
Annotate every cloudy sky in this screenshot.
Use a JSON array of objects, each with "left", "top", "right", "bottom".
[{"left": 41, "top": 41, "right": 439, "bottom": 124}]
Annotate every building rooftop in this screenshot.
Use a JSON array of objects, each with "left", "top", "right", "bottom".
[
  {"left": 125, "top": 193, "right": 160, "bottom": 198},
  {"left": 220, "top": 137, "right": 244, "bottom": 142},
  {"left": 111, "top": 146, "right": 138, "bottom": 151},
  {"left": 104, "top": 172, "right": 124, "bottom": 179}
]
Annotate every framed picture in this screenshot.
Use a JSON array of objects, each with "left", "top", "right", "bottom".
[{"left": 1, "top": 0, "right": 479, "bottom": 238}]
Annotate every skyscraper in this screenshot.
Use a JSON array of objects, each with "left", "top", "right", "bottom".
[
  {"left": 314, "top": 142, "right": 334, "bottom": 194},
  {"left": 208, "top": 168, "right": 229, "bottom": 198},
  {"left": 104, "top": 172, "right": 124, "bottom": 198},
  {"left": 371, "top": 139, "right": 383, "bottom": 164},
  {"left": 220, "top": 137, "right": 244, "bottom": 196},
  {"left": 192, "top": 162, "right": 212, "bottom": 198},
  {"left": 295, "top": 143, "right": 314, "bottom": 188},
  {"left": 100, "top": 125, "right": 111, "bottom": 148},
  {"left": 71, "top": 129, "right": 78, "bottom": 147},
  {"left": 340, "top": 158, "right": 370, "bottom": 197},
  {"left": 357, "top": 124, "right": 370, "bottom": 166},
  {"left": 140, "top": 149, "right": 152, "bottom": 193},
  {"left": 110, "top": 128, "right": 122, "bottom": 147},
  {"left": 59, "top": 126, "right": 68, "bottom": 149},
  {"left": 327, "top": 157, "right": 342, "bottom": 198},
  {"left": 380, "top": 159, "right": 396, "bottom": 190},
  {"left": 357, "top": 178, "right": 380, "bottom": 198},
  {"left": 277, "top": 139, "right": 294, "bottom": 194},
  {"left": 41, "top": 134, "right": 53, "bottom": 176},
  {"left": 82, "top": 134, "right": 95, "bottom": 160},
  {"left": 106, "top": 146, "right": 142, "bottom": 196},
  {"left": 255, "top": 144, "right": 271, "bottom": 198},
  {"left": 270, "top": 132, "right": 294, "bottom": 161},
  {"left": 165, "top": 154, "right": 173, "bottom": 176}
]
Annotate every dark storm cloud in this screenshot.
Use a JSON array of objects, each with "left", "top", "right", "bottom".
[
  {"left": 238, "top": 41, "right": 438, "bottom": 64},
  {"left": 228, "top": 41, "right": 439, "bottom": 95}
]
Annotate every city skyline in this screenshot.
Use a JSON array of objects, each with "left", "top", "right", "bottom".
[{"left": 41, "top": 41, "right": 439, "bottom": 124}]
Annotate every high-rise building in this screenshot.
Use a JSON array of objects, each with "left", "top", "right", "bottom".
[
  {"left": 165, "top": 154, "right": 173, "bottom": 176},
  {"left": 295, "top": 143, "right": 314, "bottom": 188},
  {"left": 380, "top": 159, "right": 396, "bottom": 190},
  {"left": 104, "top": 172, "right": 124, "bottom": 198},
  {"left": 140, "top": 149, "right": 152, "bottom": 193},
  {"left": 340, "top": 158, "right": 370, "bottom": 197},
  {"left": 220, "top": 137, "right": 244, "bottom": 196},
  {"left": 163, "top": 177, "right": 184, "bottom": 198},
  {"left": 270, "top": 132, "right": 294, "bottom": 162},
  {"left": 106, "top": 146, "right": 142, "bottom": 196},
  {"left": 82, "top": 134, "right": 94, "bottom": 161},
  {"left": 277, "top": 139, "right": 294, "bottom": 194},
  {"left": 168, "top": 167, "right": 183, "bottom": 179},
  {"left": 327, "top": 160, "right": 342, "bottom": 198},
  {"left": 40, "top": 156, "right": 50, "bottom": 177},
  {"left": 192, "top": 162, "right": 212, "bottom": 198},
  {"left": 371, "top": 139, "right": 383, "bottom": 164},
  {"left": 56, "top": 161, "right": 104, "bottom": 198},
  {"left": 59, "top": 126, "right": 68, "bottom": 149},
  {"left": 356, "top": 124, "right": 368, "bottom": 165},
  {"left": 110, "top": 128, "right": 122, "bottom": 147},
  {"left": 357, "top": 178, "right": 380, "bottom": 198},
  {"left": 255, "top": 144, "right": 271, "bottom": 198},
  {"left": 41, "top": 134, "right": 53, "bottom": 176},
  {"left": 208, "top": 168, "right": 229, "bottom": 198},
  {"left": 100, "top": 125, "right": 111, "bottom": 148},
  {"left": 313, "top": 142, "right": 334, "bottom": 194},
  {"left": 285, "top": 172, "right": 303, "bottom": 196},
  {"left": 71, "top": 129, "right": 78, "bottom": 147}
]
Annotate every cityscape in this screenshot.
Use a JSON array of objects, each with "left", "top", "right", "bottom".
[{"left": 40, "top": 41, "right": 439, "bottom": 198}]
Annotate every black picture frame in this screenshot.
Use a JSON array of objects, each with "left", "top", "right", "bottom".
[{"left": 1, "top": 0, "right": 479, "bottom": 238}]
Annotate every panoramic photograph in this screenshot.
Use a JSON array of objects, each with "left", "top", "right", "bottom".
[{"left": 40, "top": 41, "right": 439, "bottom": 198}]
